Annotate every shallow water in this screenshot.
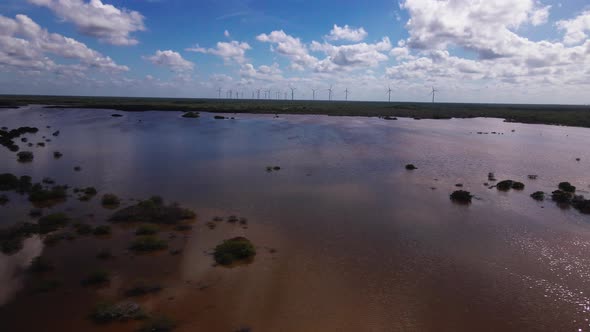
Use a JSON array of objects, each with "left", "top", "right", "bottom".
[{"left": 1, "top": 106, "right": 590, "bottom": 331}]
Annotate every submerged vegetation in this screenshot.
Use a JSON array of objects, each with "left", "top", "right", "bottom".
[
  {"left": 110, "top": 196, "right": 195, "bottom": 224},
  {"left": 81, "top": 270, "right": 110, "bottom": 286},
  {"left": 17, "top": 151, "right": 34, "bottom": 162},
  {"left": 101, "top": 193, "right": 120, "bottom": 207},
  {"left": 496, "top": 180, "right": 525, "bottom": 191},
  {"left": 138, "top": 316, "right": 177, "bottom": 332},
  {"left": 129, "top": 236, "right": 168, "bottom": 252},
  {"left": 450, "top": 190, "right": 473, "bottom": 204},
  {"left": 91, "top": 301, "right": 145, "bottom": 323},
  {"left": 213, "top": 237, "right": 256, "bottom": 265}
]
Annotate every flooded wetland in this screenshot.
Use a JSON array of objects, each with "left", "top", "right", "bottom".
[{"left": 1, "top": 105, "right": 590, "bottom": 332}]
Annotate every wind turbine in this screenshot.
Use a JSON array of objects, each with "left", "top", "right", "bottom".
[
  {"left": 430, "top": 86, "right": 438, "bottom": 103},
  {"left": 328, "top": 85, "right": 333, "bottom": 101},
  {"left": 387, "top": 86, "right": 392, "bottom": 102},
  {"left": 266, "top": 89, "right": 271, "bottom": 100},
  {"left": 344, "top": 88, "right": 349, "bottom": 101},
  {"left": 284, "top": 92, "right": 288, "bottom": 100},
  {"left": 311, "top": 88, "right": 317, "bottom": 101},
  {"left": 217, "top": 87, "right": 222, "bottom": 98},
  {"left": 257, "top": 89, "right": 261, "bottom": 99},
  {"left": 289, "top": 87, "right": 296, "bottom": 101}
]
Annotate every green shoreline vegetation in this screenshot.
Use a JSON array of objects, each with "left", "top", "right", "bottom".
[{"left": 1, "top": 95, "right": 590, "bottom": 128}]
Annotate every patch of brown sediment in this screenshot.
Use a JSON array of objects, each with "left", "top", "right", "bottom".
[
  {"left": 0, "top": 220, "right": 190, "bottom": 332},
  {"left": 0, "top": 236, "right": 43, "bottom": 305},
  {"left": 160, "top": 210, "right": 410, "bottom": 332}
]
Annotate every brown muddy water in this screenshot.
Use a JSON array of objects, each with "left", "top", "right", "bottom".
[{"left": 1, "top": 105, "right": 590, "bottom": 332}]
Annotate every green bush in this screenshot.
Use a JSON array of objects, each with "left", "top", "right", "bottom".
[
  {"left": 496, "top": 180, "right": 513, "bottom": 191},
  {"left": 110, "top": 196, "right": 195, "bottom": 224},
  {"left": 101, "top": 193, "right": 120, "bottom": 206},
  {"left": 213, "top": 237, "right": 256, "bottom": 265},
  {"left": 130, "top": 236, "right": 168, "bottom": 252},
  {"left": 17, "top": 151, "right": 34, "bottom": 162},
  {"left": 450, "top": 190, "right": 473, "bottom": 203},
  {"left": 93, "top": 225, "right": 112, "bottom": 236},
  {"left": 28, "top": 256, "right": 54, "bottom": 273},
  {"left": 81, "top": 270, "right": 110, "bottom": 286},
  {"left": 135, "top": 224, "right": 160, "bottom": 235},
  {"left": 138, "top": 316, "right": 177, "bottom": 332},
  {"left": 530, "top": 191, "right": 545, "bottom": 201},
  {"left": 558, "top": 182, "right": 576, "bottom": 193},
  {"left": 90, "top": 301, "right": 145, "bottom": 323},
  {"left": 124, "top": 282, "right": 162, "bottom": 297},
  {"left": 182, "top": 111, "right": 200, "bottom": 118},
  {"left": 29, "top": 185, "right": 67, "bottom": 203},
  {"left": 38, "top": 213, "right": 69, "bottom": 234}
]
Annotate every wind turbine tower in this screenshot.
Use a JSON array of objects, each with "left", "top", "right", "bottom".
[
  {"left": 290, "top": 87, "right": 296, "bottom": 101},
  {"left": 311, "top": 88, "right": 317, "bottom": 101},
  {"left": 217, "top": 87, "right": 222, "bottom": 98},
  {"left": 344, "top": 88, "right": 349, "bottom": 101},
  {"left": 387, "top": 86, "right": 392, "bottom": 102},
  {"left": 431, "top": 87, "right": 438, "bottom": 103},
  {"left": 328, "top": 85, "right": 333, "bottom": 101}
]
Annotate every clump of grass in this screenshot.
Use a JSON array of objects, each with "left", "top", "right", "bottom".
[
  {"left": 572, "top": 197, "right": 590, "bottom": 214},
  {"left": 28, "top": 256, "right": 54, "bottom": 273},
  {"left": 450, "top": 190, "right": 473, "bottom": 204},
  {"left": 90, "top": 301, "right": 146, "bottom": 323},
  {"left": 42, "top": 177, "right": 55, "bottom": 185},
  {"left": 511, "top": 181, "right": 525, "bottom": 190},
  {"left": 0, "top": 194, "right": 8, "bottom": 205},
  {"left": 93, "top": 225, "right": 112, "bottom": 236},
  {"left": 38, "top": 213, "right": 70, "bottom": 234},
  {"left": 227, "top": 215, "right": 238, "bottom": 223},
  {"left": 29, "top": 209, "right": 43, "bottom": 218},
  {"left": 0, "top": 222, "right": 39, "bottom": 254},
  {"left": 130, "top": 236, "right": 168, "bottom": 252},
  {"left": 31, "top": 279, "right": 61, "bottom": 293},
  {"left": 74, "top": 223, "right": 94, "bottom": 235},
  {"left": 110, "top": 196, "right": 195, "bottom": 225},
  {"left": 174, "top": 224, "right": 192, "bottom": 231},
  {"left": 213, "top": 237, "right": 256, "bottom": 266},
  {"left": 43, "top": 232, "right": 66, "bottom": 246},
  {"left": 405, "top": 164, "right": 417, "bottom": 170},
  {"left": 531, "top": 191, "right": 545, "bottom": 201},
  {"left": 552, "top": 190, "right": 573, "bottom": 203},
  {"left": 97, "top": 249, "right": 113, "bottom": 260},
  {"left": 136, "top": 224, "right": 160, "bottom": 235},
  {"left": 124, "top": 282, "right": 162, "bottom": 297},
  {"left": 182, "top": 111, "right": 200, "bottom": 118},
  {"left": 81, "top": 270, "right": 110, "bottom": 286},
  {"left": 138, "top": 316, "right": 177, "bottom": 332},
  {"left": 496, "top": 180, "right": 514, "bottom": 191},
  {"left": 17, "top": 151, "right": 34, "bottom": 162},
  {"left": 73, "top": 166, "right": 81, "bottom": 172},
  {"left": 101, "top": 193, "right": 120, "bottom": 207},
  {"left": 558, "top": 182, "right": 576, "bottom": 193},
  {"left": 212, "top": 216, "right": 223, "bottom": 222},
  {"left": 78, "top": 187, "right": 98, "bottom": 201},
  {"left": 53, "top": 151, "right": 63, "bottom": 159},
  {"left": 28, "top": 185, "right": 67, "bottom": 204}
]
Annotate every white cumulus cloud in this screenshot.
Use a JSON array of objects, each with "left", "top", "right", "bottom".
[
  {"left": 144, "top": 50, "right": 194, "bottom": 72},
  {"left": 28, "top": 0, "right": 145, "bottom": 46},
  {"left": 326, "top": 24, "right": 368, "bottom": 42}
]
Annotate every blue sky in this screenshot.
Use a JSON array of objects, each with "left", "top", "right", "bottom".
[{"left": 0, "top": 0, "right": 589, "bottom": 104}]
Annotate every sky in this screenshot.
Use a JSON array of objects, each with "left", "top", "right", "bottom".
[{"left": 0, "top": 0, "right": 589, "bottom": 104}]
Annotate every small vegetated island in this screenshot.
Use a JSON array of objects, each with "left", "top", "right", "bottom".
[{"left": 214, "top": 237, "right": 256, "bottom": 266}]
